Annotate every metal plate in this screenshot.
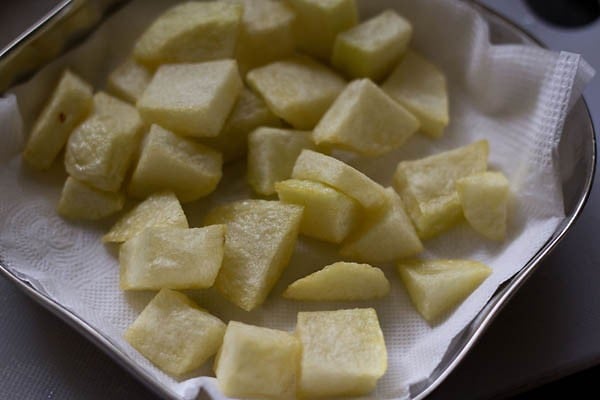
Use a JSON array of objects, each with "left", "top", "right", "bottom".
[{"left": 0, "top": 1, "right": 595, "bottom": 399}]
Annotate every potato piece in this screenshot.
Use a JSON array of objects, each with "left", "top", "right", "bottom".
[
  {"left": 107, "top": 58, "right": 152, "bottom": 104},
  {"left": 313, "top": 79, "right": 419, "bottom": 156},
  {"left": 128, "top": 125, "right": 222, "bottom": 203},
  {"left": 456, "top": 171, "right": 510, "bottom": 241},
  {"left": 119, "top": 225, "right": 225, "bottom": 290},
  {"left": 133, "top": 1, "right": 243, "bottom": 67},
  {"left": 215, "top": 321, "right": 300, "bottom": 399},
  {"left": 103, "top": 191, "right": 188, "bottom": 243},
  {"left": 246, "top": 55, "right": 346, "bottom": 129},
  {"left": 137, "top": 60, "right": 243, "bottom": 138},
  {"left": 393, "top": 140, "right": 489, "bottom": 239},
  {"left": 283, "top": 262, "right": 389, "bottom": 301},
  {"left": 296, "top": 308, "right": 387, "bottom": 398},
  {"left": 231, "top": 0, "right": 296, "bottom": 74},
  {"left": 287, "top": 0, "right": 358, "bottom": 60},
  {"left": 332, "top": 10, "right": 412, "bottom": 81},
  {"left": 397, "top": 259, "right": 492, "bottom": 322},
  {"left": 201, "top": 88, "right": 281, "bottom": 163},
  {"left": 204, "top": 200, "right": 303, "bottom": 311},
  {"left": 124, "top": 289, "right": 225, "bottom": 376},
  {"left": 23, "top": 70, "right": 93, "bottom": 170},
  {"left": 292, "top": 149, "right": 387, "bottom": 211},
  {"left": 58, "top": 177, "right": 124, "bottom": 220},
  {"left": 341, "top": 187, "right": 422, "bottom": 262},
  {"left": 275, "top": 179, "right": 360, "bottom": 243},
  {"left": 382, "top": 50, "right": 449, "bottom": 138},
  {"left": 64, "top": 92, "right": 143, "bottom": 192},
  {"left": 247, "top": 128, "right": 316, "bottom": 196}
]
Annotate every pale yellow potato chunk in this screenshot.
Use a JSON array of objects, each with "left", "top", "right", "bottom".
[
  {"left": 23, "top": 70, "right": 93, "bottom": 170},
  {"left": 393, "top": 140, "right": 489, "bottom": 239},
  {"left": 204, "top": 200, "right": 303, "bottom": 311},
  {"left": 107, "top": 58, "right": 152, "bottom": 104},
  {"left": 456, "top": 171, "right": 510, "bottom": 241},
  {"left": 137, "top": 60, "right": 243, "bottom": 138},
  {"left": 231, "top": 0, "right": 296, "bottom": 74},
  {"left": 65, "top": 92, "right": 143, "bottom": 192},
  {"left": 382, "top": 50, "right": 449, "bottom": 138},
  {"left": 103, "top": 191, "right": 188, "bottom": 243},
  {"left": 201, "top": 88, "right": 281, "bottom": 163},
  {"left": 287, "top": 0, "right": 358, "bottom": 60},
  {"left": 120, "top": 225, "right": 225, "bottom": 290},
  {"left": 58, "top": 177, "right": 124, "bottom": 220},
  {"left": 292, "top": 149, "right": 387, "bottom": 211},
  {"left": 124, "top": 289, "right": 226, "bottom": 376},
  {"left": 215, "top": 321, "right": 300, "bottom": 399},
  {"left": 247, "top": 128, "right": 316, "bottom": 196},
  {"left": 275, "top": 179, "right": 360, "bottom": 243},
  {"left": 296, "top": 308, "right": 387, "bottom": 398},
  {"left": 133, "top": 1, "right": 243, "bottom": 67},
  {"left": 313, "top": 78, "right": 419, "bottom": 156},
  {"left": 246, "top": 55, "right": 346, "bottom": 129},
  {"left": 397, "top": 259, "right": 492, "bottom": 323},
  {"left": 128, "top": 125, "right": 222, "bottom": 203},
  {"left": 341, "top": 187, "right": 423, "bottom": 262},
  {"left": 283, "top": 262, "right": 389, "bottom": 301},
  {"left": 332, "top": 9, "right": 412, "bottom": 81}
]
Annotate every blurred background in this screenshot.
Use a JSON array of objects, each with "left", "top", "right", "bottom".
[{"left": 0, "top": 0, "right": 599, "bottom": 399}]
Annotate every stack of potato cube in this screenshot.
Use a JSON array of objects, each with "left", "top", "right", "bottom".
[{"left": 22, "top": 0, "right": 513, "bottom": 397}]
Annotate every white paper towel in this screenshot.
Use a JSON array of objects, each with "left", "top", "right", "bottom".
[{"left": 0, "top": 0, "right": 595, "bottom": 399}]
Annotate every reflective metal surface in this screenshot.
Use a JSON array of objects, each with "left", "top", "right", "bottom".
[
  {"left": 0, "top": 1, "right": 595, "bottom": 399},
  {"left": 0, "top": 0, "right": 127, "bottom": 92}
]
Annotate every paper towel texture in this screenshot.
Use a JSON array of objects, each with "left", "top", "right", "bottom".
[{"left": 0, "top": 0, "right": 594, "bottom": 399}]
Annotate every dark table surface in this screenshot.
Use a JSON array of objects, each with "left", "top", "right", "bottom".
[{"left": 1, "top": 1, "right": 599, "bottom": 399}]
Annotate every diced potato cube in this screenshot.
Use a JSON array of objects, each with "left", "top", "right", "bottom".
[
  {"left": 107, "top": 58, "right": 152, "bottom": 104},
  {"left": 119, "top": 225, "right": 225, "bottom": 290},
  {"left": 58, "top": 177, "right": 124, "bottom": 220},
  {"left": 201, "top": 88, "right": 281, "bottom": 163},
  {"left": 215, "top": 321, "right": 300, "bottom": 399},
  {"left": 393, "top": 140, "right": 489, "bottom": 239},
  {"left": 275, "top": 179, "right": 360, "bottom": 243},
  {"left": 382, "top": 50, "right": 449, "bottom": 138},
  {"left": 296, "top": 308, "right": 387, "bottom": 398},
  {"left": 64, "top": 92, "right": 143, "bottom": 192},
  {"left": 232, "top": 0, "right": 296, "bottom": 74},
  {"left": 128, "top": 125, "right": 222, "bottom": 203},
  {"left": 103, "top": 191, "right": 188, "bottom": 243},
  {"left": 247, "top": 128, "right": 316, "bottom": 196},
  {"left": 341, "top": 187, "right": 422, "bottom": 262},
  {"left": 203, "top": 200, "right": 303, "bottom": 311},
  {"left": 332, "top": 9, "right": 412, "bottom": 81},
  {"left": 137, "top": 60, "right": 243, "bottom": 138},
  {"left": 283, "top": 262, "right": 389, "bottom": 301},
  {"left": 313, "top": 78, "right": 419, "bottom": 156},
  {"left": 124, "top": 289, "right": 226, "bottom": 376},
  {"left": 246, "top": 55, "right": 346, "bottom": 129},
  {"left": 397, "top": 259, "right": 492, "bottom": 322},
  {"left": 292, "top": 149, "right": 387, "bottom": 211},
  {"left": 133, "top": 1, "right": 243, "bottom": 67},
  {"left": 456, "top": 171, "right": 510, "bottom": 241},
  {"left": 287, "top": 0, "right": 358, "bottom": 60},
  {"left": 23, "top": 70, "right": 93, "bottom": 170}
]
